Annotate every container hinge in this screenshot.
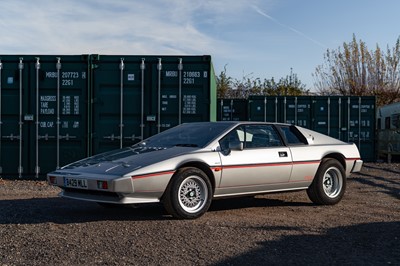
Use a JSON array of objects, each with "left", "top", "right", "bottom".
[
  {"left": 104, "top": 134, "right": 119, "bottom": 141},
  {"left": 38, "top": 134, "right": 56, "bottom": 141},
  {"left": 123, "top": 135, "right": 142, "bottom": 141},
  {"left": 3, "top": 134, "right": 21, "bottom": 140},
  {"left": 59, "top": 134, "right": 77, "bottom": 141}
]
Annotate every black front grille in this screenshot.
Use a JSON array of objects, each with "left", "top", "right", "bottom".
[{"left": 63, "top": 188, "right": 120, "bottom": 199}]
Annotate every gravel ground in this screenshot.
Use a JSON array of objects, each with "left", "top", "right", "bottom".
[{"left": 0, "top": 163, "right": 399, "bottom": 266}]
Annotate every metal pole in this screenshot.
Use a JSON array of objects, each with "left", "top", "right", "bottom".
[
  {"left": 348, "top": 97, "right": 351, "bottom": 142},
  {"left": 219, "top": 99, "right": 223, "bottom": 121},
  {"left": 56, "top": 57, "right": 61, "bottom": 169},
  {"left": 275, "top": 97, "right": 278, "bottom": 122},
  {"left": 119, "top": 58, "right": 124, "bottom": 149},
  {"left": 338, "top": 98, "right": 342, "bottom": 140},
  {"left": 230, "top": 100, "right": 233, "bottom": 121},
  {"left": 358, "top": 97, "right": 361, "bottom": 147},
  {"left": 284, "top": 97, "right": 287, "bottom": 123},
  {"left": 35, "top": 58, "right": 40, "bottom": 178},
  {"left": 295, "top": 97, "right": 298, "bottom": 125},
  {"left": 0, "top": 59, "right": 2, "bottom": 175},
  {"left": 140, "top": 58, "right": 145, "bottom": 140},
  {"left": 264, "top": 97, "right": 267, "bottom": 122},
  {"left": 157, "top": 58, "right": 162, "bottom": 133},
  {"left": 18, "top": 58, "right": 24, "bottom": 178},
  {"left": 327, "top": 97, "right": 331, "bottom": 136},
  {"left": 178, "top": 58, "right": 183, "bottom": 124}
]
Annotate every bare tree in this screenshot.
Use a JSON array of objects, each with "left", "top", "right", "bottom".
[{"left": 313, "top": 34, "right": 400, "bottom": 106}]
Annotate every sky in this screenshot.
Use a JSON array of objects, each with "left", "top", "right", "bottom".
[{"left": 1, "top": 0, "right": 400, "bottom": 90}]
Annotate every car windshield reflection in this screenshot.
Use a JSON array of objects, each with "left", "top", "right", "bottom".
[{"left": 140, "top": 122, "right": 232, "bottom": 148}]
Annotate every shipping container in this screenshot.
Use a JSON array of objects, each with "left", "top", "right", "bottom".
[
  {"left": 217, "top": 99, "right": 248, "bottom": 121},
  {"left": 313, "top": 96, "right": 375, "bottom": 161},
  {"left": 90, "top": 55, "right": 216, "bottom": 154},
  {"left": 374, "top": 102, "right": 400, "bottom": 161},
  {"left": 0, "top": 55, "right": 89, "bottom": 178},
  {"left": 0, "top": 54, "right": 216, "bottom": 178},
  {"left": 247, "top": 95, "right": 376, "bottom": 161}
]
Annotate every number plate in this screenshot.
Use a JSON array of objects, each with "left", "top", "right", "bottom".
[{"left": 64, "top": 177, "right": 88, "bottom": 189}]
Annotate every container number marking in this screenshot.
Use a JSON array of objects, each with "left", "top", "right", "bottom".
[
  {"left": 62, "top": 72, "right": 79, "bottom": 79},
  {"left": 183, "top": 71, "right": 201, "bottom": 85}
]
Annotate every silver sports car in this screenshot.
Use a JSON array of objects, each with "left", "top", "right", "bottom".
[{"left": 48, "top": 122, "right": 363, "bottom": 219}]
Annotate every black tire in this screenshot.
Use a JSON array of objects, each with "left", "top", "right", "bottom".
[
  {"left": 307, "top": 158, "right": 346, "bottom": 205},
  {"left": 163, "top": 167, "right": 212, "bottom": 219}
]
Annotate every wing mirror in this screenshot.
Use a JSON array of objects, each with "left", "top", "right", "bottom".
[
  {"left": 220, "top": 140, "right": 243, "bottom": 156},
  {"left": 229, "top": 140, "right": 244, "bottom": 151}
]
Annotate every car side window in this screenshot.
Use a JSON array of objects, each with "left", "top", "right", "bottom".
[
  {"left": 244, "top": 125, "right": 283, "bottom": 148},
  {"left": 280, "top": 126, "right": 307, "bottom": 145}
]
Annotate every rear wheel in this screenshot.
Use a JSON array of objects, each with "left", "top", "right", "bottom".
[
  {"left": 163, "top": 167, "right": 212, "bottom": 219},
  {"left": 307, "top": 158, "right": 346, "bottom": 205}
]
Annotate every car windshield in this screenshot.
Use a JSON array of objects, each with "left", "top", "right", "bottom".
[{"left": 139, "top": 122, "right": 233, "bottom": 148}]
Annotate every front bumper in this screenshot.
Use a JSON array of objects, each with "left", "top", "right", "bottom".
[
  {"left": 60, "top": 188, "right": 160, "bottom": 204},
  {"left": 351, "top": 159, "right": 363, "bottom": 173}
]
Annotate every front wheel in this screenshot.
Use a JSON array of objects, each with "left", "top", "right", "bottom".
[
  {"left": 163, "top": 167, "right": 212, "bottom": 219},
  {"left": 307, "top": 158, "right": 346, "bottom": 205}
]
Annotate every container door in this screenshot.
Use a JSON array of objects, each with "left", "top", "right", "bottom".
[
  {"left": 345, "top": 96, "right": 375, "bottom": 161},
  {"left": 0, "top": 55, "right": 89, "bottom": 178},
  {"left": 0, "top": 57, "right": 29, "bottom": 177},
  {"left": 217, "top": 99, "right": 248, "bottom": 121},
  {"left": 30, "top": 56, "right": 89, "bottom": 176},
  {"left": 312, "top": 96, "right": 343, "bottom": 139},
  {"left": 283, "top": 96, "right": 312, "bottom": 127},
  {"left": 248, "top": 96, "right": 279, "bottom": 122},
  {"left": 91, "top": 56, "right": 144, "bottom": 154},
  {"left": 148, "top": 56, "right": 212, "bottom": 136}
]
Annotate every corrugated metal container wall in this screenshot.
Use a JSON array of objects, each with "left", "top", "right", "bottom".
[
  {"left": 312, "top": 96, "right": 342, "bottom": 139},
  {"left": 0, "top": 56, "right": 29, "bottom": 177},
  {"left": 248, "top": 96, "right": 279, "bottom": 122},
  {"left": 90, "top": 55, "right": 216, "bottom": 154},
  {"left": 0, "top": 55, "right": 89, "bottom": 178},
  {"left": 248, "top": 96, "right": 312, "bottom": 125},
  {"left": 344, "top": 96, "right": 375, "bottom": 161},
  {"left": 247, "top": 95, "right": 376, "bottom": 161},
  {"left": 217, "top": 99, "right": 248, "bottom": 121},
  {"left": 312, "top": 96, "right": 376, "bottom": 161}
]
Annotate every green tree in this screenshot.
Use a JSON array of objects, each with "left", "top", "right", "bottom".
[
  {"left": 216, "top": 67, "right": 308, "bottom": 99},
  {"left": 266, "top": 69, "right": 309, "bottom": 96},
  {"left": 216, "top": 65, "right": 232, "bottom": 98}
]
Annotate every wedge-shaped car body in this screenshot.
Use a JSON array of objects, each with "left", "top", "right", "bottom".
[{"left": 48, "top": 122, "right": 363, "bottom": 219}]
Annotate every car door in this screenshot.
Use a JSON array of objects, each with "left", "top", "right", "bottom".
[{"left": 217, "top": 124, "right": 293, "bottom": 195}]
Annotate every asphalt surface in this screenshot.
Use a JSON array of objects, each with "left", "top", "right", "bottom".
[{"left": 0, "top": 163, "right": 399, "bottom": 265}]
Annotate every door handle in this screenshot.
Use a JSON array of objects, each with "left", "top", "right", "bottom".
[{"left": 278, "top": 151, "right": 288, "bottom": 157}]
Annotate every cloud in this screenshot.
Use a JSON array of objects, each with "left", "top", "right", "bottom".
[
  {"left": 0, "top": 0, "right": 233, "bottom": 55},
  {"left": 251, "top": 5, "right": 327, "bottom": 49}
]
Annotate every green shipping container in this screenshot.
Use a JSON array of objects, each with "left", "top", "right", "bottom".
[
  {"left": 247, "top": 95, "right": 376, "bottom": 161},
  {"left": 248, "top": 96, "right": 312, "bottom": 125},
  {"left": 217, "top": 99, "right": 248, "bottom": 121},
  {"left": 90, "top": 55, "right": 216, "bottom": 154},
  {"left": 0, "top": 55, "right": 89, "bottom": 178}
]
